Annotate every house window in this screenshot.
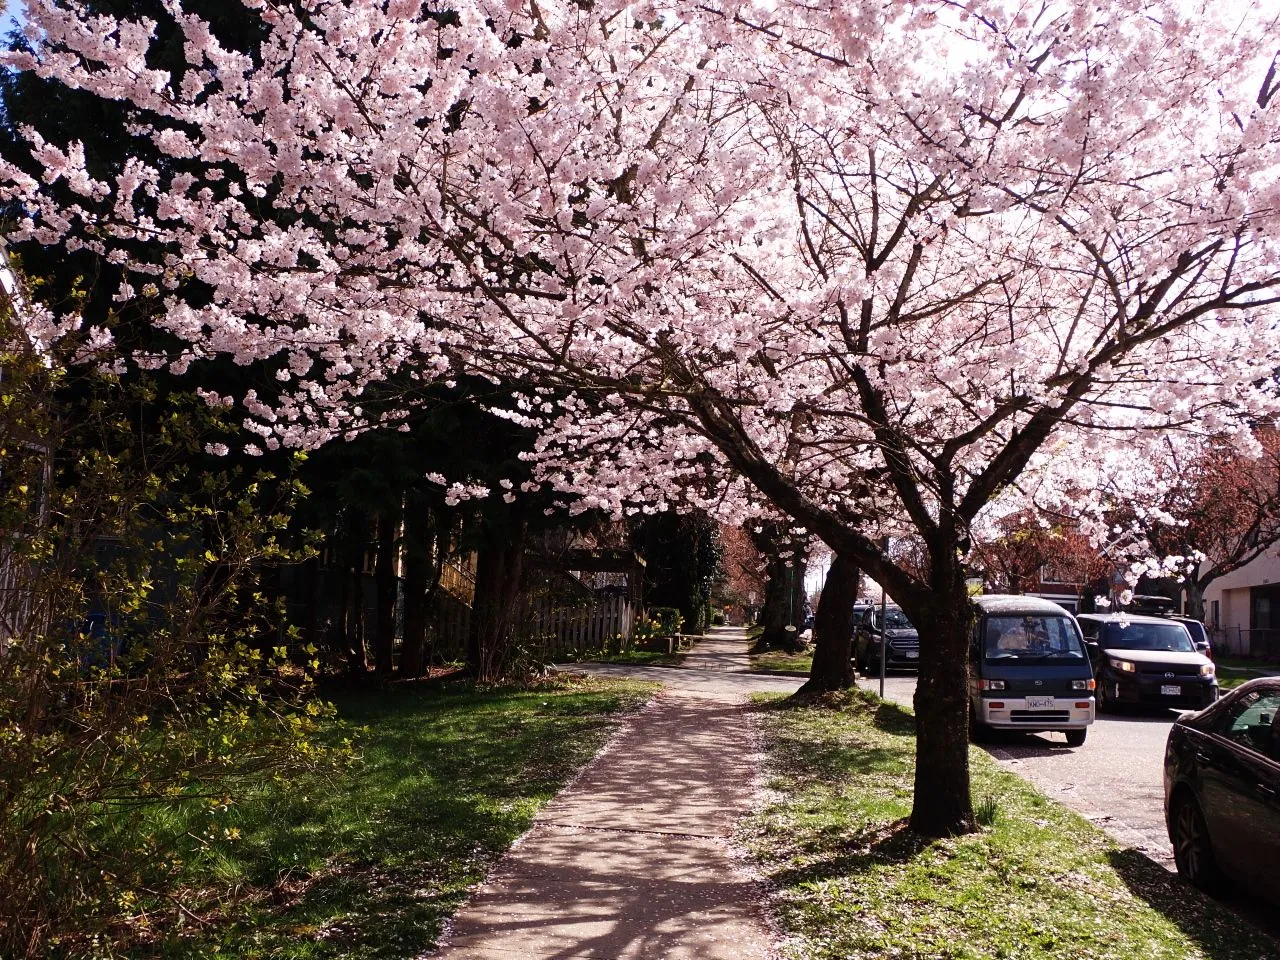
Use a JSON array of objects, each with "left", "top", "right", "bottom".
[{"left": 1040, "top": 562, "right": 1078, "bottom": 586}]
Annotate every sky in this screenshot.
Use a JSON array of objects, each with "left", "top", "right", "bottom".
[{"left": 1, "top": 1, "right": 22, "bottom": 37}]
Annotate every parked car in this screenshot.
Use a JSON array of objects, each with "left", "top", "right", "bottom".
[
  {"left": 969, "top": 595, "right": 1095, "bottom": 746},
  {"left": 852, "top": 604, "right": 920, "bottom": 673},
  {"left": 1163, "top": 614, "right": 1213, "bottom": 658},
  {"left": 1163, "top": 677, "right": 1280, "bottom": 901},
  {"left": 1124, "top": 598, "right": 1213, "bottom": 656},
  {"left": 1077, "top": 613, "right": 1218, "bottom": 711}
]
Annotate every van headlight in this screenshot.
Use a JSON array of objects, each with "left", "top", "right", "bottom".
[
  {"left": 1200, "top": 663, "right": 1215, "bottom": 677},
  {"left": 1071, "top": 679, "right": 1096, "bottom": 691},
  {"left": 1108, "top": 658, "right": 1136, "bottom": 673},
  {"left": 980, "top": 679, "right": 1006, "bottom": 691}
]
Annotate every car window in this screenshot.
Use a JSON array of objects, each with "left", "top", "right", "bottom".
[
  {"left": 1079, "top": 619, "right": 1099, "bottom": 642},
  {"left": 1177, "top": 620, "right": 1209, "bottom": 645},
  {"left": 1219, "top": 690, "right": 1280, "bottom": 755},
  {"left": 1100, "top": 621, "right": 1194, "bottom": 652}
]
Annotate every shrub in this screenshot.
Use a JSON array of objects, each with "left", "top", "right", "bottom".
[
  {"left": 634, "top": 606, "right": 684, "bottom": 641},
  {"left": 711, "top": 611, "right": 726, "bottom": 626},
  {"left": 0, "top": 329, "right": 337, "bottom": 956}
]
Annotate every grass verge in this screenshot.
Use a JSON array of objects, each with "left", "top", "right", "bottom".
[
  {"left": 746, "top": 689, "right": 1280, "bottom": 960},
  {"left": 1214, "top": 655, "right": 1280, "bottom": 690},
  {"left": 750, "top": 648, "right": 813, "bottom": 676},
  {"left": 153, "top": 676, "right": 656, "bottom": 959},
  {"left": 557, "top": 648, "right": 687, "bottom": 667}
]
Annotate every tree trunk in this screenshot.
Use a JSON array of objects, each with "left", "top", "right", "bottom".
[
  {"left": 799, "top": 553, "right": 858, "bottom": 692},
  {"left": 759, "top": 557, "right": 806, "bottom": 651},
  {"left": 904, "top": 560, "right": 976, "bottom": 837},
  {"left": 1185, "top": 578, "right": 1207, "bottom": 622},
  {"left": 373, "top": 509, "right": 401, "bottom": 677},
  {"left": 399, "top": 505, "right": 437, "bottom": 680},
  {"left": 343, "top": 560, "right": 369, "bottom": 676},
  {"left": 466, "top": 517, "right": 528, "bottom": 682}
]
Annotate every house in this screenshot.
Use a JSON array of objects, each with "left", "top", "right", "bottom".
[{"left": 1200, "top": 549, "right": 1280, "bottom": 659}]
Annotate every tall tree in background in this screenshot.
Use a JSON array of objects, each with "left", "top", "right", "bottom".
[
  {"left": 716, "top": 524, "right": 766, "bottom": 623},
  {"left": 749, "top": 521, "right": 808, "bottom": 653},
  {"left": 1128, "top": 431, "right": 1280, "bottom": 620},
  {"left": 632, "top": 512, "right": 722, "bottom": 635},
  {"left": 803, "top": 553, "right": 860, "bottom": 693}
]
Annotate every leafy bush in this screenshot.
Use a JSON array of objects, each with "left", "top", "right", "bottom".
[
  {"left": 634, "top": 606, "right": 684, "bottom": 642},
  {"left": 0, "top": 327, "right": 338, "bottom": 956},
  {"left": 711, "top": 611, "right": 726, "bottom": 626}
]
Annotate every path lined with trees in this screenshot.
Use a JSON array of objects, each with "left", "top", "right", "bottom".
[{"left": 438, "top": 627, "right": 777, "bottom": 959}]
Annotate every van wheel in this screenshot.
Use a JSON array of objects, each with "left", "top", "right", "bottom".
[
  {"left": 969, "top": 705, "right": 991, "bottom": 743},
  {"left": 1065, "top": 728, "right": 1087, "bottom": 747}
]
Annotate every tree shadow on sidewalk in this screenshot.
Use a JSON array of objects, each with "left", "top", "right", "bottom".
[{"left": 1106, "top": 849, "right": 1280, "bottom": 959}]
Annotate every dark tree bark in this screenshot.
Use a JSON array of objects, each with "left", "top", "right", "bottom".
[
  {"left": 758, "top": 555, "right": 807, "bottom": 651},
  {"left": 342, "top": 559, "right": 368, "bottom": 676},
  {"left": 373, "top": 508, "right": 401, "bottom": 677},
  {"left": 799, "top": 553, "right": 859, "bottom": 693},
  {"left": 399, "top": 503, "right": 441, "bottom": 680},
  {"left": 466, "top": 517, "right": 528, "bottom": 681},
  {"left": 901, "top": 552, "right": 976, "bottom": 837}
]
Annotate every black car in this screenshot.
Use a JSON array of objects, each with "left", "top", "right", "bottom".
[
  {"left": 1164, "top": 678, "right": 1280, "bottom": 901},
  {"left": 1163, "top": 614, "right": 1213, "bottom": 657},
  {"left": 1076, "top": 613, "right": 1217, "bottom": 711},
  {"left": 852, "top": 604, "right": 919, "bottom": 673}
]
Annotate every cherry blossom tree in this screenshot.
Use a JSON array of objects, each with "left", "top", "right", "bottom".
[
  {"left": 5, "top": 0, "right": 1280, "bottom": 835},
  {"left": 1120, "top": 429, "right": 1280, "bottom": 619}
]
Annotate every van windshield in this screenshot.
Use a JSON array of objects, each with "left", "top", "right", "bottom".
[
  {"left": 1101, "top": 621, "right": 1194, "bottom": 653},
  {"left": 983, "top": 615, "right": 1085, "bottom": 662}
]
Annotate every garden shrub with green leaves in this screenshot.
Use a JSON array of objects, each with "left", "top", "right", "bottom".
[
  {"left": 634, "top": 606, "right": 684, "bottom": 643},
  {"left": 0, "top": 328, "right": 338, "bottom": 957}
]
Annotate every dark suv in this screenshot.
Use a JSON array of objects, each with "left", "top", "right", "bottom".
[
  {"left": 1077, "top": 613, "right": 1218, "bottom": 711},
  {"left": 853, "top": 604, "right": 920, "bottom": 673}
]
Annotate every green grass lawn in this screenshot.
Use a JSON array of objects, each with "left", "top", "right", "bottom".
[
  {"left": 1214, "top": 655, "right": 1280, "bottom": 690},
  {"left": 750, "top": 648, "right": 813, "bottom": 675},
  {"left": 152, "top": 676, "right": 656, "bottom": 959},
  {"left": 746, "top": 689, "right": 1280, "bottom": 960},
  {"left": 557, "top": 647, "right": 687, "bottom": 667}
]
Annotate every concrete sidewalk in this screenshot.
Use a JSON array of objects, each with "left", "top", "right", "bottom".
[{"left": 433, "top": 629, "right": 777, "bottom": 959}]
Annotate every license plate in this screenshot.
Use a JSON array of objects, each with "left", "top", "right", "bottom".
[
  {"left": 1161, "top": 684, "right": 1181, "bottom": 696},
  {"left": 905, "top": 650, "right": 919, "bottom": 659},
  {"left": 1025, "top": 696, "right": 1056, "bottom": 710}
]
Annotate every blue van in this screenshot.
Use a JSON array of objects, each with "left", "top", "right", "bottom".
[{"left": 970, "top": 595, "right": 1096, "bottom": 746}]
